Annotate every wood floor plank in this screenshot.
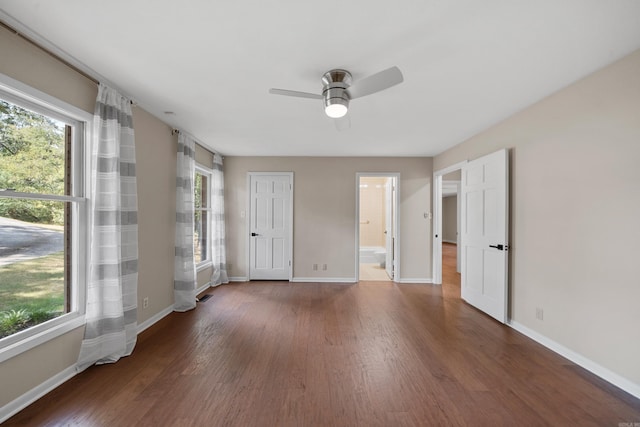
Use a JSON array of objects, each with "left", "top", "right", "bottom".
[{"left": 4, "top": 243, "right": 640, "bottom": 426}]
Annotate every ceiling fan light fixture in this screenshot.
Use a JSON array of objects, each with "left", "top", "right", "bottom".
[
  {"left": 325, "top": 100, "right": 348, "bottom": 118},
  {"left": 323, "top": 86, "right": 350, "bottom": 118},
  {"left": 269, "top": 66, "right": 403, "bottom": 122},
  {"left": 322, "top": 69, "right": 352, "bottom": 118}
]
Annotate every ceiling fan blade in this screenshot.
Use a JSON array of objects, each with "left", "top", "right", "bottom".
[
  {"left": 334, "top": 114, "right": 351, "bottom": 131},
  {"left": 347, "top": 66, "right": 404, "bottom": 99},
  {"left": 269, "top": 88, "right": 322, "bottom": 99}
]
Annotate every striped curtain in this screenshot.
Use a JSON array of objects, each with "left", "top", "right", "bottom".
[
  {"left": 174, "top": 132, "right": 197, "bottom": 311},
  {"left": 211, "top": 153, "right": 229, "bottom": 286},
  {"left": 77, "top": 84, "right": 138, "bottom": 371}
]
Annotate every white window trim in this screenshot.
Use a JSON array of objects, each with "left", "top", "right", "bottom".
[
  {"left": 0, "top": 72, "right": 92, "bottom": 363},
  {"left": 194, "top": 164, "right": 213, "bottom": 269},
  {"left": 196, "top": 261, "right": 213, "bottom": 272}
]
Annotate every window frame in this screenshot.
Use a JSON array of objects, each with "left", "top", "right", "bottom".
[
  {"left": 0, "top": 73, "right": 91, "bottom": 363},
  {"left": 194, "top": 165, "right": 212, "bottom": 272}
]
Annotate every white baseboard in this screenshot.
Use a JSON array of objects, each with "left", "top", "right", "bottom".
[
  {"left": 1, "top": 364, "right": 77, "bottom": 424},
  {"left": 210, "top": 281, "right": 228, "bottom": 288},
  {"left": 1, "top": 304, "right": 175, "bottom": 423},
  {"left": 292, "top": 277, "right": 357, "bottom": 283},
  {"left": 137, "top": 305, "right": 174, "bottom": 335},
  {"left": 292, "top": 277, "right": 434, "bottom": 284},
  {"left": 196, "top": 282, "right": 211, "bottom": 295},
  {"left": 442, "top": 239, "right": 457, "bottom": 244},
  {"left": 508, "top": 320, "right": 640, "bottom": 399},
  {"left": 396, "top": 278, "right": 434, "bottom": 284},
  {"left": 229, "top": 277, "right": 358, "bottom": 284}
]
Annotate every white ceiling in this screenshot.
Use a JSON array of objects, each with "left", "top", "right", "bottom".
[{"left": 1, "top": 1, "right": 640, "bottom": 157}]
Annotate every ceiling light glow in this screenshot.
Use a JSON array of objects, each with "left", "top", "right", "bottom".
[{"left": 325, "top": 103, "right": 348, "bottom": 118}]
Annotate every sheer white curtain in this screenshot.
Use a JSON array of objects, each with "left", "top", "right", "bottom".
[
  {"left": 77, "top": 84, "right": 138, "bottom": 371},
  {"left": 174, "top": 132, "right": 197, "bottom": 311},
  {"left": 211, "top": 153, "right": 229, "bottom": 286}
]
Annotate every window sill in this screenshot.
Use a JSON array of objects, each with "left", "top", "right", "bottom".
[
  {"left": 196, "top": 261, "right": 213, "bottom": 273},
  {"left": 0, "top": 314, "right": 85, "bottom": 364}
]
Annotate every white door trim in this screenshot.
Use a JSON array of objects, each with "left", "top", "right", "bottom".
[
  {"left": 432, "top": 161, "right": 467, "bottom": 285},
  {"left": 246, "top": 172, "right": 294, "bottom": 281},
  {"left": 384, "top": 178, "right": 395, "bottom": 279},
  {"left": 456, "top": 181, "right": 462, "bottom": 273},
  {"left": 355, "top": 172, "right": 401, "bottom": 282}
]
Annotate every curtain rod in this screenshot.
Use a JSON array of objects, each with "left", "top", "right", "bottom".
[
  {"left": 171, "top": 129, "right": 219, "bottom": 157},
  {"left": 0, "top": 20, "right": 138, "bottom": 107},
  {"left": 0, "top": 20, "right": 99, "bottom": 85},
  {"left": 1, "top": 19, "right": 135, "bottom": 106}
]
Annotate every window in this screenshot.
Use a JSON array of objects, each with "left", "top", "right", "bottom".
[
  {"left": 194, "top": 168, "right": 211, "bottom": 268},
  {"left": 0, "top": 76, "right": 89, "bottom": 358}
]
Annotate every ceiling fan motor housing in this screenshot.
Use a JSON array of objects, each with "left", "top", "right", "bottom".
[{"left": 322, "top": 69, "right": 351, "bottom": 116}]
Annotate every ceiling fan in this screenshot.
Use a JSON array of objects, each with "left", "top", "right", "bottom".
[{"left": 269, "top": 66, "right": 404, "bottom": 119}]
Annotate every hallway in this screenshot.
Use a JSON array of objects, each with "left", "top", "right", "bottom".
[{"left": 441, "top": 242, "right": 461, "bottom": 299}]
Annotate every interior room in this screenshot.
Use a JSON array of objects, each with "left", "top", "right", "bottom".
[
  {"left": 0, "top": 1, "right": 639, "bottom": 425},
  {"left": 358, "top": 175, "right": 395, "bottom": 282}
]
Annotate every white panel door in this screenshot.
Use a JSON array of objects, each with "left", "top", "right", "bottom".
[
  {"left": 249, "top": 174, "right": 291, "bottom": 280},
  {"left": 461, "top": 149, "right": 509, "bottom": 323}
]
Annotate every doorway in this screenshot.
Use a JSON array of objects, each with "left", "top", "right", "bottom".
[
  {"left": 356, "top": 173, "right": 399, "bottom": 282},
  {"left": 433, "top": 150, "right": 510, "bottom": 323},
  {"left": 442, "top": 171, "right": 461, "bottom": 273},
  {"left": 441, "top": 171, "right": 462, "bottom": 297},
  {"left": 432, "top": 161, "right": 466, "bottom": 285}
]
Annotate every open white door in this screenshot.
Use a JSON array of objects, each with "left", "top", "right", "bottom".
[
  {"left": 461, "top": 149, "right": 509, "bottom": 323},
  {"left": 456, "top": 183, "right": 461, "bottom": 273},
  {"left": 384, "top": 178, "right": 395, "bottom": 279},
  {"left": 249, "top": 173, "right": 292, "bottom": 280}
]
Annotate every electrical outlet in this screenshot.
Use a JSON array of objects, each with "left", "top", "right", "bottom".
[
  {"left": 536, "top": 307, "right": 543, "bottom": 321},
  {"left": 313, "top": 264, "right": 318, "bottom": 271},
  {"left": 322, "top": 264, "right": 327, "bottom": 271},
  {"left": 143, "top": 297, "right": 149, "bottom": 309}
]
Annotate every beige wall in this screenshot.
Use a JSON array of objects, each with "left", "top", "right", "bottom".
[
  {"left": 224, "top": 157, "right": 432, "bottom": 280},
  {"left": 442, "top": 170, "right": 461, "bottom": 181},
  {"left": 0, "top": 27, "right": 96, "bottom": 113},
  {"left": 195, "top": 143, "right": 214, "bottom": 169},
  {"left": 0, "top": 327, "right": 84, "bottom": 410},
  {"left": 0, "top": 26, "right": 178, "bottom": 407},
  {"left": 434, "top": 49, "right": 640, "bottom": 385},
  {"left": 134, "top": 109, "right": 177, "bottom": 320},
  {"left": 359, "top": 177, "right": 386, "bottom": 248},
  {"left": 442, "top": 196, "right": 457, "bottom": 243}
]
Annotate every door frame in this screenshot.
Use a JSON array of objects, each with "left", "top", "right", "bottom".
[
  {"left": 246, "top": 172, "right": 294, "bottom": 281},
  {"left": 355, "top": 172, "right": 400, "bottom": 282},
  {"left": 432, "top": 161, "right": 467, "bottom": 285}
]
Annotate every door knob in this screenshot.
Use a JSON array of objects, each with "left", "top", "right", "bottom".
[
  {"left": 251, "top": 232, "right": 260, "bottom": 237},
  {"left": 489, "top": 244, "right": 504, "bottom": 250}
]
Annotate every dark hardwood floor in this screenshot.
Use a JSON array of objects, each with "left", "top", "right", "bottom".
[{"left": 5, "top": 243, "right": 640, "bottom": 426}]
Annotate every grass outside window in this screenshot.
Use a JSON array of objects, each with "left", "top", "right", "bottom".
[{"left": 0, "top": 251, "right": 65, "bottom": 338}]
